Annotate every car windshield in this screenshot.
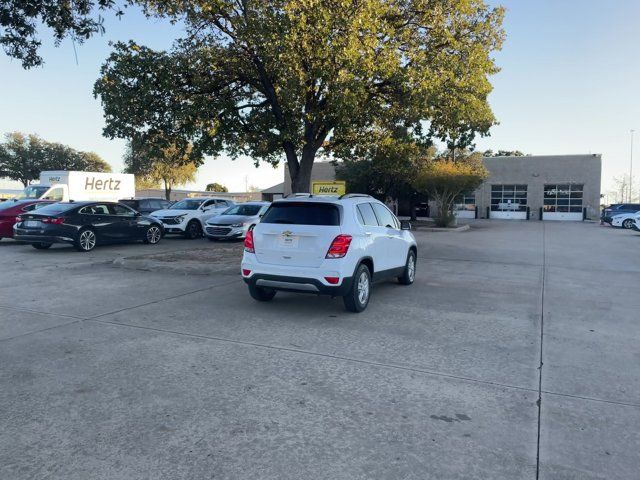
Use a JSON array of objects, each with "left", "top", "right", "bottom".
[
  {"left": 31, "top": 203, "right": 75, "bottom": 215},
  {"left": 15, "top": 185, "right": 49, "bottom": 199},
  {"left": 260, "top": 202, "right": 340, "bottom": 226},
  {"left": 170, "top": 199, "right": 204, "bottom": 210},
  {"left": 222, "top": 205, "right": 263, "bottom": 216}
]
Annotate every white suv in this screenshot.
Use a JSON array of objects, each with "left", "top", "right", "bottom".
[
  {"left": 150, "top": 197, "right": 234, "bottom": 239},
  {"left": 241, "top": 194, "right": 417, "bottom": 312}
]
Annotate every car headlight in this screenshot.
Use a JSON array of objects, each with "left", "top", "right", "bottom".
[
  {"left": 176, "top": 214, "right": 188, "bottom": 222},
  {"left": 231, "top": 223, "right": 244, "bottom": 227}
]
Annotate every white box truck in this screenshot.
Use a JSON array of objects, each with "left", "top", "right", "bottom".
[{"left": 18, "top": 171, "right": 135, "bottom": 202}]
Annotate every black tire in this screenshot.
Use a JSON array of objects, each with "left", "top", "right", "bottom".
[
  {"left": 343, "top": 263, "right": 371, "bottom": 313},
  {"left": 398, "top": 250, "right": 416, "bottom": 285},
  {"left": 622, "top": 219, "right": 634, "bottom": 229},
  {"left": 184, "top": 220, "right": 202, "bottom": 239},
  {"left": 74, "top": 228, "right": 97, "bottom": 252},
  {"left": 248, "top": 283, "right": 276, "bottom": 302},
  {"left": 32, "top": 242, "right": 52, "bottom": 250},
  {"left": 144, "top": 224, "right": 163, "bottom": 244}
]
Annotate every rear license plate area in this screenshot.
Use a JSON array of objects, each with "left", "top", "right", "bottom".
[{"left": 278, "top": 235, "right": 299, "bottom": 248}]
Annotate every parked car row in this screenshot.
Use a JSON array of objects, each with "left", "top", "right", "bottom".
[
  {"left": 601, "top": 203, "right": 640, "bottom": 231},
  {"left": 1, "top": 195, "right": 271, "bottom": 252}
]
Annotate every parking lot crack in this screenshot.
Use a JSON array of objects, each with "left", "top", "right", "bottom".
[
  {"left": 88, "top": 278, "right": 242, "bottom": 320},
  {"left": 535, "top": 222, "right": 547, "bottom": 480}
]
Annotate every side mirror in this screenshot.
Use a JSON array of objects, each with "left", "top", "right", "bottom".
[
  {"left": 135, "top": 211, "right": 142, "bottom": 216},
  {"left": 400, "top": 220, "right": 412, "bottom": 231}
]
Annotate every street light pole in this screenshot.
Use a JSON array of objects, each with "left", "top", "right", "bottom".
[{"left": 630, "top": 129, "right": 635, "bottom": 202}]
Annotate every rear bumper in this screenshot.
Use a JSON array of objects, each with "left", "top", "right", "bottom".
[
  {"left": 0, "top": 219, "right": 15, "bottom": 238},
  {"left": 14, "top": 234, "right": 74, "bottom": 244},
  {"left": 243, "top": 273, "right": 353, "bottom": 296}
]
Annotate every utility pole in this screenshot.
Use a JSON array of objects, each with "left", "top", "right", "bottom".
[{"left": 630, "top": 130, "right": 635, "bottom": 202}]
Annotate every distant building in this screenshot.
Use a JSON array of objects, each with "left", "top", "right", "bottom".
[
  {"left": 283, "top": 162, "right": 337, "bottom": 197},
  {"left": 260, "top": 182, "right": 285, "bottom": 202},
  {"left": 277, "top": 155, "right": 603, "bottom": 221},
  {"left": 470, "top": 154, "right": 602, "bottom": 221}
]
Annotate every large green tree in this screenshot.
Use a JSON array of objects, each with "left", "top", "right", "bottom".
[
  {"left": 0, "top": 132, "right": 111, "bottom": 186},
  {"left": 0, "top": 0, "right": 120, "bottom": 68},
  {"left": 94, "top": 0, "right": 504, "bottom": 193},
  {"left": 123, "top": 137, "right": 201, "bottom": 199},
  {"left": 205, "top": 182, "right": 228, "bottom": 193}
]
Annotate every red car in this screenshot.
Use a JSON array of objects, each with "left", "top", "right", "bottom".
[{"left": 0, "top": 200, "right": 55, "bottom": 240}]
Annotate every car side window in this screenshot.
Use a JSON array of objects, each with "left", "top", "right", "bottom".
[
  {"left": 357, "top": 203, "right": 378, "bottom": 227},
  {"left": 216, "top": 200, "right": 228, "bottom": 207},
  {"left": 109, "top": 204, "right": 135, "bottom": 216},
  {"left": 138, "top": 200, "right": 149, "bottom": 210},
  {"left": 42, "top": 187, "right": 64, "bottom": 201},
  {"left": 82, "top": 204, "right": 110, "bottom": 215},
  {"left": 22, "top": 203, "right": 46, "bottom": 212},
  {"left": 371, "top": 203, "right": 398, "bottom": 229},
  {"left": 203, "top": 200, "right": 216, "bottom": 209}
]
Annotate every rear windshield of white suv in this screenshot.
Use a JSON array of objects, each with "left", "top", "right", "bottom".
[{"left": 260, "top": 202, "right": 340, "bottom": 226}]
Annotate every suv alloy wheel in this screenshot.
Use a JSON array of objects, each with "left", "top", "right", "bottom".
[{"left": 343, "top": 264, "right": 371, "bottom": 312}]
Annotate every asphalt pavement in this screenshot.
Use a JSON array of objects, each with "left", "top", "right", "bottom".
[{"left": 1, "top": 221, "right": 638, "bottom": 479}]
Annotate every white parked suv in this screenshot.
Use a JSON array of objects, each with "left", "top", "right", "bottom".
[
  {"left": 610, "top": 210, "right": 640, "bottom": 229},
  {"left": 150, "top": 197, "right": 235, "bottom": 239},
  {"left": 241, "top": 194, "right": 417, "bottom": 312}
]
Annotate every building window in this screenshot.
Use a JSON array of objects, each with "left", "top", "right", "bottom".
[
  {"left": 491, "top": 185, "right": 528, "bottom": 211},
  {"left": 454, "top": 194, "right": 476, "bottom": 211},
  {"left": 544, "top": 184, "right": 583, "bottom": 213}
]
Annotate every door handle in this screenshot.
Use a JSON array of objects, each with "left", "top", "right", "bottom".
[{"left": 364, "top": 231, "right": 372, "bottom": 235}]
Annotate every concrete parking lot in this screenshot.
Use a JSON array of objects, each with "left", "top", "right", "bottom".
[{"left": 1, "top": 221, "right": 638, "bottom": 479}]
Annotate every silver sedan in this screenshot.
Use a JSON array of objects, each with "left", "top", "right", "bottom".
[{"left": 204, "top": 202, "right": 270, "bottom": 240}]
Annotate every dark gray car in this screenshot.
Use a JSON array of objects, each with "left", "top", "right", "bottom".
[{"left": 204, "top": 202, "right": 270, "bottom": 240}]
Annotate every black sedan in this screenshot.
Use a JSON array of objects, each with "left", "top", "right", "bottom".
[{"left": 13, "top": 201, "right": 164, "bottom": 252}]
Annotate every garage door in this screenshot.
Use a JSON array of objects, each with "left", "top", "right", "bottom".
[
  {"left": 454, "top": 194, "right": 476, "bottom": 219},
  {"left": 490, "top": 185, "right": 528, "bottom": 220},
  {"left": 543, "top": 184, "right": 583, "bottom": 221}
]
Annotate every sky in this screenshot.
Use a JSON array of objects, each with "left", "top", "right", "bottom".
[{"left": 1, "top": 0, "right": 639, "bottom": 193}]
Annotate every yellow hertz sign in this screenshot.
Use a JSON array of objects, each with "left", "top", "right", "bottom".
[{"left": 312, "top": 181, "right": 346, "bottom": 196}]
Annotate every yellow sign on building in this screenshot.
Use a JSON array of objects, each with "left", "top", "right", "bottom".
[{"left": 312, "top": 180, "right": 346, "bottom": 196}]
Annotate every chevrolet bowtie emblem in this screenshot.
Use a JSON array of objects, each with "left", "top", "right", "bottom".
[{"left": 282, "top": 230, "right": 293, "bottom": 237}]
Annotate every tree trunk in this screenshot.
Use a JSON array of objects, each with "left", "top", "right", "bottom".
[
  {"left": 22, "top": 179, "right": 29, "bottom": 187},
  {"left": 289, "top": 144, "right": 316, "bottom": 194},
  {"left": 164, "top": 179, "right": 171, "bottom": 201},
  {"left": 409, "top": 195, "right": 417, "bottom": 221}
]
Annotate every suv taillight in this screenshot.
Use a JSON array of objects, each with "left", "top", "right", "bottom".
[
  {"left": 326, "top": 234, "right": 352, "bottom": 258},
  {"left": 42, "top": 217, "right": 65, "bottom": 224},
  {"left": 244, "top": 229, "right": 255, "bottom": 253}
]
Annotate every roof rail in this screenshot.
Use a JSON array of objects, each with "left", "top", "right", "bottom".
[
  {"left": 285, "top": 193, "right": 313, "bottom": 198},
  {"left": 338, "top": 193, "right": 372, "bottom": 199}
]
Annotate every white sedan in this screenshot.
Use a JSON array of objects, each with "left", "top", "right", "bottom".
[{"left": 611, "top": 210, "right": 640, "bottom": 229}]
